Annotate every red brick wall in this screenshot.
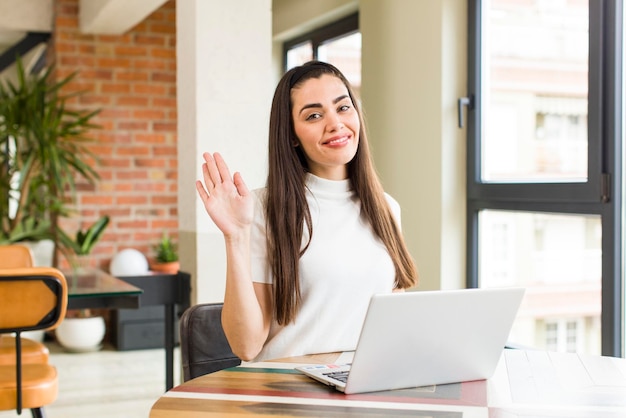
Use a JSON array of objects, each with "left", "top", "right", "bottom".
[{"left": 52, "top": 0, "right": 178, "bottom": 270}]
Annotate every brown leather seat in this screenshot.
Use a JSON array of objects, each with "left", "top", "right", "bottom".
[
  {"left": 0, "top": 245, "right": 50, "bottom": 366},
  {"left": 0, "top": 267, "right": 68, "bottom": 417},
  {"left": 179, "top": 303, "right": 241, "bottom": 381}
]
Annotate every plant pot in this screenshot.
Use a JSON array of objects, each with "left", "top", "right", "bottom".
[
  {"left": 56, "top": 316, "right": 106, "bottom": 352},
  {"left": 21, "top": 239, "right": 55, "bottom": 267},
  {"left": 22, "top": 330, "right": 45, "bottom": 342},
  {"left": 150, "top": 260, "right": 180, "bottom": 274}
]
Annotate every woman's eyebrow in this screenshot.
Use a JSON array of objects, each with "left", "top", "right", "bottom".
[
  {"left": 333, "top": 94, "right": 349, "bottom": 104},
  {"left": 298, "top": 95, "right": 350, "bottom": 115}
]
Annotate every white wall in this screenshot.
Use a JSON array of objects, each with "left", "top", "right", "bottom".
[{"left": 177, "top": 0, "right": 273, "bottom": 303}]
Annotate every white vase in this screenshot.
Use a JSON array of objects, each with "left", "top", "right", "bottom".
[
  {"left": 22, "top": 239, "right": 55, "bottom": 267},
  {"left": 22, "top": 330, "right": 45, "bottom": 342},
  {"left": 56, "top": 316, "right": 106, "bottom": 352}
]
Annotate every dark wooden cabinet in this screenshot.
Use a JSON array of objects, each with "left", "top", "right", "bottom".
[{"left": 113, "top": 304, "right": 185, "bottom": 350}]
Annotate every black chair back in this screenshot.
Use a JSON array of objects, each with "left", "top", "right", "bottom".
[{"left": 180, "top": 303, "right": 241, "bottom": 381}]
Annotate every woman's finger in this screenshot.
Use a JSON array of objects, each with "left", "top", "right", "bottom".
[
  {"left": 233, "top": 172, "right": 249, "bottom": 197},
  {"left": 213, "top": 152, "right": 233, "bottom": 186},
  {"left": 200, "top": 161, "right": 214, "bottom": 193},
  {"left": 195, "top": 180, "right": 209, "bottom": 202},
  {"left": 204, "top": 152, "right": 223, "bottom": 188}
]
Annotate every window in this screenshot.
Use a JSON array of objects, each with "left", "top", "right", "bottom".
[
  {"left": 545, "top": 319, "right": 584, "bottom": 353},
  {"left": 283, "top": 13, "right": 361, "bottom": 89},
  {"left": 465, "top": 0, "right": 622, "bottom": 356}
]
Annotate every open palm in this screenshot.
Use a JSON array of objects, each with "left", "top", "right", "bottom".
[{"left": 196, "top": 152, "right": 254, "bottom": 237}]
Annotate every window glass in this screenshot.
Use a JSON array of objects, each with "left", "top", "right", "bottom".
[
  {"left": 469, "top": 0, "right": 620, "bottom": 356},
  {"left": 481, "top": 0, "right": 589, "bottom": 182},
  {"left": 283, "top": 13, "right": 360, "bottom": 89},
  {"left": 286, "top": 41, "right": 313, "bottom": 71},
  {"left": 318, "top": 32, "right": 362, "bottom": 90},
  {"left": 479, "top": 210, "right": 601, "bottom": 354}
]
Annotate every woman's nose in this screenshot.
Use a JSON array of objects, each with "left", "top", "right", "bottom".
[{"left": 326, "top": 113, "right": 344, "bottom": 131}]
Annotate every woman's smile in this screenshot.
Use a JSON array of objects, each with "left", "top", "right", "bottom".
[{"left": 323, "top": 133, "right": 352, "bottom": 146}]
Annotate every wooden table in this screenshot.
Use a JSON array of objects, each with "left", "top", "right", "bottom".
[{"left": 150, "top": 349, "right": 626, "bottom": 417}]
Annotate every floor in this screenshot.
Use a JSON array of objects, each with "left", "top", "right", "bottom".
[{"left": 0, "top": 341, "right": 180, "bottom": 418}]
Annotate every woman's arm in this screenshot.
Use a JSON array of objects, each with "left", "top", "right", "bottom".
[
  {"left": 195, "top": 152, "right": 272, "bottom": 360},
  {"left": 221, "top": 229, "right": 272, "bottom": 360}
]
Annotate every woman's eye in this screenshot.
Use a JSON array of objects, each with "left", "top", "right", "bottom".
[
  {"left": 338, "top": 104, "right": 351, "bottom": 112},
  {"left": 305, "top": 113, "right": 321, "bottom": 121}
]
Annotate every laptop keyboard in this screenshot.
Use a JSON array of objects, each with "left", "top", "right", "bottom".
[{"left": 323, "top": 370, "right": 350, "bottom": 383}]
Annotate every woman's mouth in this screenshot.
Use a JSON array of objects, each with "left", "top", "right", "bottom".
[{"left": 323, "top": 135, "right": 350, "bottom": 146}]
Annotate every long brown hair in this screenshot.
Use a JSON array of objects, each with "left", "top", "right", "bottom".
[{"left": 266, "top": 61, "right": 417, "bottom": 325}]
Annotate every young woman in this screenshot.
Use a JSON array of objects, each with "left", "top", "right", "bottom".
[{"left": 196, "top": 61, "right": 418, "bottom": 362}]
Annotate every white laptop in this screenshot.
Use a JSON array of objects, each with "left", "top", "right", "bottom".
[{"left": 296, "top": 287, "right": 525, "bottom": 394}]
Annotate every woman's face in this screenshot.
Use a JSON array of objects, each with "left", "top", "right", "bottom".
[{"left": 291, "top": 74, "right": 360, "bottom": 180}]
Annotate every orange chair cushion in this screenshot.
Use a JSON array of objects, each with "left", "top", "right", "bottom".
[
  {"left": 0, "top": 364, "right": 58, "bottom": 410},
  {"left": 0, "top": 336, "right": 49, "bottom": 366}
]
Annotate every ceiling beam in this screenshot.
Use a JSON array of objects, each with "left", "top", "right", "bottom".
[
  {"left": 0, "top": 32, "right": 49, "bottom": 73},
  {"left": 0, "top": 0, "right": 53, "bottom": 32},
  {"left": 79, "top": 0, "right": 168, "bottom": 34}
]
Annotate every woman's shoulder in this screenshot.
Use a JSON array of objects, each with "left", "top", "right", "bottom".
[
  {"left": 251, "top": 187, "right": 268, "bottom": 220},
  {"left": 252, "top": 187, "right": 268, "bottom": 202},
  {"left": 249, "top": 187, "right": 268, "bottom": 230},
  {"left": 383, "top": 192, "right": 402, "bottom": 224},
  {"left": 384, "top": 192, "right": 400, "bottom": 211}
]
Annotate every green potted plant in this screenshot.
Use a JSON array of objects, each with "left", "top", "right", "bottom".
[
  {"left": 54, "top": 215, "right": 110, "bottom": 352},
  {"left": 150, "top": 232, "right": 179, "bottom": 274},
  {"left": 57, "top": 214, "right": 110, "bottom": 271},
  {"left": 0, "top": 57, "right": 101, "bottom": 266}
]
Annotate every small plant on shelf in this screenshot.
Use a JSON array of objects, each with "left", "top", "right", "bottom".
[
  {"left": 155, "top": 232, "right": 178, "bottom": 263},
  {"left": 151, "top": 232, "right": 179, "bottom": 274}
]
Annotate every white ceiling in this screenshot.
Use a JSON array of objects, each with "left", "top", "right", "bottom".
[{"left": 0, "top": 0, "right": 52, "bottom": 55}]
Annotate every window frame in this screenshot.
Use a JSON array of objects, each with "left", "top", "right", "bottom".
[
  {"left": 282, "top": 12, "right": 359, "bottom": 70},
  {"left": 465, "top": 0, "right": 623, "bottom": 357}
]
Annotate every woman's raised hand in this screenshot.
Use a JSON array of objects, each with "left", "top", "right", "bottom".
[{"left": 195, "top": 152, "right": 254, "bottom": 238}]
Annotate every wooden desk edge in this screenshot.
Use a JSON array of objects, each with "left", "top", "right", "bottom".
[{"left": 267, "top": 351, "right": 345, "bottom": 365}]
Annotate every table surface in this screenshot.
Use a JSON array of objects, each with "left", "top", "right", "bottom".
[
  {"left": 150, "top": 349, "right": 626, "bottom": 417},
  {"left": 64, "top": 267, "right": 143, "bottom": 299}
]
